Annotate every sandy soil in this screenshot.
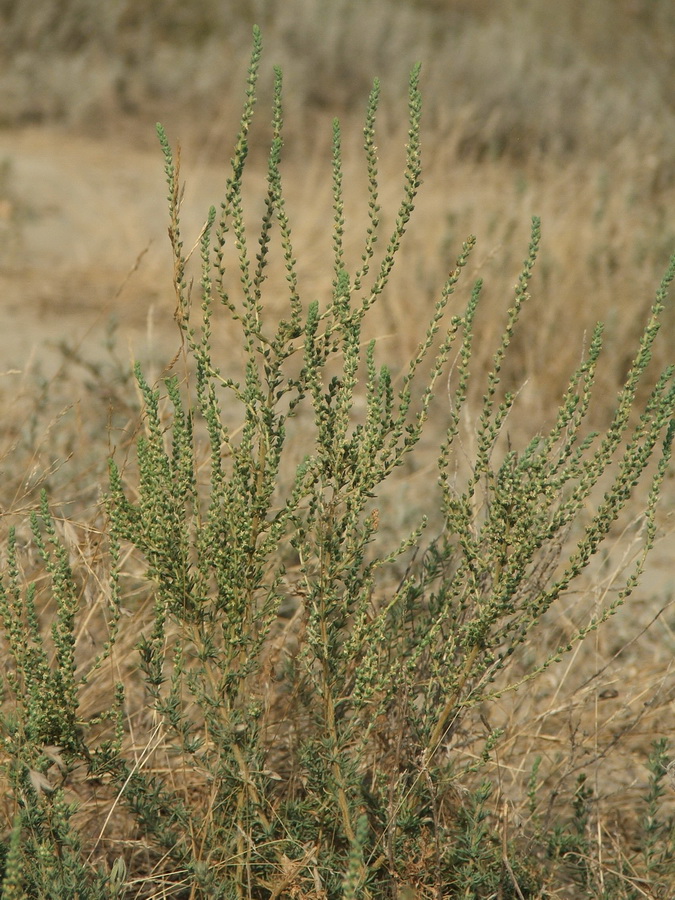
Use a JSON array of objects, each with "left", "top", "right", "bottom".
[{"left": 0, "top": 126, "right": 223, "bottom": 371}]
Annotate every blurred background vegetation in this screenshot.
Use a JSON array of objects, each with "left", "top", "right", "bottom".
[{"left": 2, "top": 0, "right": 674, "bottom": 167}]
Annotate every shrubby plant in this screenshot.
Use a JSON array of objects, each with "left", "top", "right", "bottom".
[{"left": 0, "top": 26, "right": 674, "bottom": 899}]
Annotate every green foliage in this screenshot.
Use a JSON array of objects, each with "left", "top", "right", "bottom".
[
  {"left": 0, "top": 795, "right": 114, "bottom": 900},
  {"left": 639, "top": 739, "right": 675, "bottom": 895},
  {"left": 0, "top": 24, "right": 674, "bottom": 900}
]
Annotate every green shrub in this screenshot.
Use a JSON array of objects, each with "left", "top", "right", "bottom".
[{"left": 1, "top": 25, "right": 674, "bottom": 900}]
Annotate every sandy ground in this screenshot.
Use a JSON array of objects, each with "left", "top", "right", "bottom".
[{"left": 0, "top": 126, "right": 223, "bottom": 372}]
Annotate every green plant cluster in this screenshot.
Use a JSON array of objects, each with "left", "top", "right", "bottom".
[{"left": 0, "top": 26, "right": 674, "bottom": 900}]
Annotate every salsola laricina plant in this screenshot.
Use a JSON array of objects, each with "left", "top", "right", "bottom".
[{"left": 0, "top": 25, "right": 674, "bottom": 900}]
